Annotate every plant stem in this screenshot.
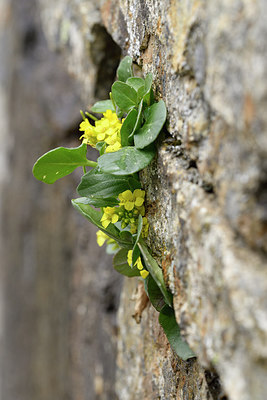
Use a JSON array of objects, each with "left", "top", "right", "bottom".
[
  {"left": 83, "top": 166, "right": 87, "bottom": 174},
  {"left": 138, "top": 238, "right": 173, "bottom": 307},
  {"left": 85, "top": 160, "right": 97, "bottom": 168},
  {"left": 85, "top": 112, "right": 98, "bottom": 122},
  {"left": 80, "top": 110, "right": 86, "bottom": 120}
]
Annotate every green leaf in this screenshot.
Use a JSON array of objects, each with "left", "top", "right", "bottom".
[
  {"left": 126, "top": 77, "right": 145, "bottom": 92},
  {"left": 73, "top": 196, "right": 119, "bottom": 208},
  {"left": 132, "top": 215, "right": 143, "bottom": 266},
  {"left": 143, "top": 73, "right": 153, "bottom": 105},
  {"left": 137, "top": 85, "right": 146, "bottom": 101},
  {"left": 95, "top": 142, "right": 107, "bottom": 155},
  {"left": 146, "top": 275, "right": 166, "bottom": 312},
  {"left": 120, "top": 230, "right": 133, "bottom": 243},
  {"left": 144, "top": 73, "right": 153, "bottom": 92},
  {"left": 159, "top": 305, "right": 196, "bottom": 360},
  {"left": 72, "top": 200, "right": 132, "bottom": 249},
  {"left": 134, "top": 100, "right": 167, "bottom": 149},
  {"left": 132, "top": 246, "right": 141, "bottom": 268},
  {"left": 138, "top": 238, "right": 173, "bottom": 307},
  {"left": 120, "top": 109, "right": 138, "bottom": 146},
  {"left": 91, "top": 100, "right": 115, "bottom": 113},
  {"left": 112, "top": 81, "right": 138, "bottom": 112},
  {"left": 77, "top": 168, "right": 141, "bottom": 198},
  {"left": 113, "top": 248, "right": 140, "bottom": 277},
  {"left": 117, "top": 56, "right": 133, "bottom": 82},
  {"left": 128, "top": 99, "right": 143, "bottom": 139},
  {"left": 33, "top": 144, "right": 96, "bottom": 184},
  {"left": 98, "top": 146, "right": 156, "bottom": 175},
  {"left": 120, "top": 100, "right": 143, "bottom": 146}
]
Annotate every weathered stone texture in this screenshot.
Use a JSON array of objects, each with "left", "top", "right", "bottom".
[
  {"left": 37, "top": 0, "right": 121, "bottom": 102},
  {"left": 14, "top": 0, "right": 267, "bottom": 399},
  {"left": 117, "top": 278, "right": 223, "bottom": 400},
  {"left": 100, "top": 1, "right": 267, "bottom": 399}
]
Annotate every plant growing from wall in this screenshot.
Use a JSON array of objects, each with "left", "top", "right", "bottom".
[{"left": 33, "top": 56, "right": 195, "bottom": 361}]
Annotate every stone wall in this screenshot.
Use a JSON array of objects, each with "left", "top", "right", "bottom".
[{"left": 2, "top": 0, "right": 266, "bottom": 399}]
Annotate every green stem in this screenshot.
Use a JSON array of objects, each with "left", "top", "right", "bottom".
[
  {"left": 85, "top": 112, "right": 98, "bottom": 122},
  {"left": 83, "top": 166, "right": 87, "bottom": 174},
  {"left": 85, "top": 160, "right": 97, "bottom": 168},
  {"left": 138, "top": 238, "right": 173, "bottom": 307},
  {"left": 80, "top": 110, "right": 86, "bottom": 120}
]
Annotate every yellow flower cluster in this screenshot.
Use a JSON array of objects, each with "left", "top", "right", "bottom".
[
  {"left": 100, "top": 190, "right": 149, "bottom": 238},
  {"left": 79, "top": 109, "right": 122, "bottom": 153},
  {"left": 127, "top": 250, "right": 149, "bottom": 279},
  {"left": 118, "top": 189, "right": 146, "bottom": 234}
]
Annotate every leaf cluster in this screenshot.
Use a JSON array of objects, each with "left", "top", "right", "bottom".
[{"left": 32, "top": 56, "right": 194, "bottom": 360}]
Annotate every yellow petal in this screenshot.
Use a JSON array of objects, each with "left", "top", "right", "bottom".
[
  {"left": 105, "top": 134, "right": 116, "bottom": 145},
  {"left": 122, "top": 190, "right": 133, "bottom": 201},
  {"left": 140, "top": 270, "right": 149, "bottom": 279},
  {"left": 97, "top": 132, "right": 106, "bottom": 141},
  {"left": 112, "top": 214, "right": 119, "bottom": 223},
  {"left": 134, "top": 189, "right": 145, "bottom": 198},
  {"left": 135, "top": 197, "right": 144, "bottom": 207},
  {"left": 127, "top": 250, "right": 133, "bottom": 266},
  {"left": 125, "top": 201, "right": 134, "bottom": 211},
  {"left": 79, "top": 119, "right": 91, "bottom": 131},
  {"left": 135, "top": 258, "right": 143, "bottom": 270},
  {"left": 96, "top": 230, "right": 108, "bottom": 247},
  {"left": 102, "top": 219, "right": 110, "bottom": 228}
]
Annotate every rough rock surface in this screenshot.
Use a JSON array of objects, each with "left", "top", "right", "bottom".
[
  {"left": 39, "top": 0, "right": 267, "bottom": 399},
  {"left": 103, "top": 2, "right": 267, "bottom": 399},
  {"left": 5, "top": 0, "right": 267, "bottom": 399}
]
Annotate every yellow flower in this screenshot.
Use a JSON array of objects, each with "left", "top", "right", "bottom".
[
  {"left": 101, "top": 207, "right": 119, "bottom": 228},
  {"left": 79, "top": 118, "right": 98, "bottom": 147},
  {"left": 79, "top": 118, "right": 92, "bottom": 133},
  {"left": 119, "top": 189, "right": 146, "bottom": 211},
  {"left": 119, "top": 190, "right": 135, "bottom": 211},
  {"left": 79, "top": 110, "right": 122, "bottom": 153},
  {"left": 105, "top": 140, "right": 121, "bottom": 153},
  {"left": 96, "top": 230, "right": 119, "bottom": 254},
  {"left": 96, "top": 230, "right": 109, "bottom": 246},
  {"left": 127, "top": 250, "right": 149, "bottom": 279},
  {"left": 94, "top": 110, "right": 122, "bottom": 152},
  {"left": 133, "top": 189, "right": 145, "bottom": 207},
  {"left": 140, "top": 270, "right": 149, "bottom": 279}
]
